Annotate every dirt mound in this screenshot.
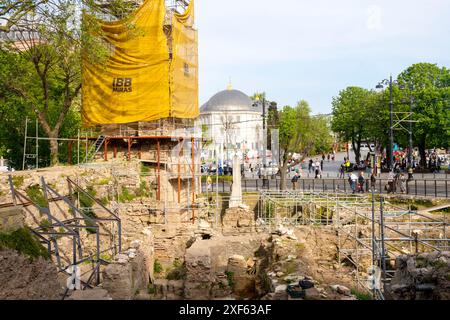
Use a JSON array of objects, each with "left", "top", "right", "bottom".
[{"left": 0, "top": 249, "right": 62, "bottom": 300}]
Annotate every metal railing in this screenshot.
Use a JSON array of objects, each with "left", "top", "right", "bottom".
[{"left": 200, "top": 177, "right": 450, "bottom": 198}]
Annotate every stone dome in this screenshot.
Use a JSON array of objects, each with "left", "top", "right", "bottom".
[{"left": 200, "top": 89, "right": 262, "bottom": 114}]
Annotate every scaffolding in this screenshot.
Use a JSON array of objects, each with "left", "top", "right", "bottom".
[
  {"left": 255, "top": 189, "right": 449, "bottom": 299},
  {"left": 6, "top": 174, "right": 122, "bottom": 299}
]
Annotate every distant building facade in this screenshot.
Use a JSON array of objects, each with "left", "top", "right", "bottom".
[{"left": 199, "top": 86, "right": 263, "bottom": 164}]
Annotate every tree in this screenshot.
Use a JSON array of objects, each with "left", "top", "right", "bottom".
[
  {"left": 331, "top": 87, "right": 376, "bottom": 163},
  {"left": 396, "top": 63, "right": 450, "bottom": 167},
  {"left": 0, "top": 0, "right": 129, "bottom": 166},
  {"left": 278, "top": 100, "right": 333, "bottom": 190}
]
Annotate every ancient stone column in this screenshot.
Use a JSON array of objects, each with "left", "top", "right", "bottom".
[{"left": 229, "top": 155, "right": 242, "bottom": 208}]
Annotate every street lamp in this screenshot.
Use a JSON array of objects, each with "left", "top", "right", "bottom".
[
  {"left": 376, "top": 75, "right": 405, "bottom": 172},
  {"left": 253, "top": 96, "right": 269, "bottom": 188}
]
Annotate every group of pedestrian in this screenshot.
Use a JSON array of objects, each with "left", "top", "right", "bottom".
[
  {"left": 347, "top": 171, "right": 378, "bottom": 194},
  {"left": 386, "top": 170, "right": 407, "bottom": 194},
  {"left": 308, "top": 158, "right": 323, "bottom": 179}
]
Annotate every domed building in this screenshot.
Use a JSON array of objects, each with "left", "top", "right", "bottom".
[{"left": 199, "top": 85, "right": 263, "bottom": 163}]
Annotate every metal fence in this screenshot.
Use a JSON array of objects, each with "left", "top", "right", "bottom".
[{"left": 201, "top": 177, "right": 450, "bottom": 198}]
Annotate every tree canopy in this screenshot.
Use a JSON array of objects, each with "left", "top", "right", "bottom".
[
  {"left": 0, "top": 0, "right": 132, "bottom": 167},
  {"left": 331, "top": 62, "right": 449, "bottom": 166}
]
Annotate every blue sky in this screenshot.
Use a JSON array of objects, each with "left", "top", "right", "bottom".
[{"left": 196, "top": 0, "right": 450, "bottom": 114}]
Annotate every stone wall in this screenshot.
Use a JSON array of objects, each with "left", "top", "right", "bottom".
[{"left": 388, "top": 251, "right": 450, "bottom": 300}]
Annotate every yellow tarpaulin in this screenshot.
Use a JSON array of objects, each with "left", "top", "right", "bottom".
[
  {"left": 170, "top": 0, "right": 199, "bottom": 119},
  {"left": 82, "top": 0, "right": 198, "bottom": 126}
]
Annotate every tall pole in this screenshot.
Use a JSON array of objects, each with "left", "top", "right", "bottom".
[
  {"left": 22, "top": 117, "right": 28, "bottom": 171},
  {"left": 35, "top": 118, "right": 39, "bottom": 169},
  {"left": 408, "top": 94, "right": 413, "bottom": 167},
  {"left": 262, "top": 98, "right": 268, "bottom": 188},
  {"left": 389, "top": 75, "right": 394, "bottom": 172}
]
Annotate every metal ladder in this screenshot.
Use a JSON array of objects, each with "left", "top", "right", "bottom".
[{"left": 85, "top": 135, "right": 106, "bottom": 163}]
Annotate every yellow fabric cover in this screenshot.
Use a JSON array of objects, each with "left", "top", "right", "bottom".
[
  {"left": 170, "top": 0, "right": 199, "bottom": 119},
  {"left": 82, "top": 0, "right": 170, "bottom": 126}
]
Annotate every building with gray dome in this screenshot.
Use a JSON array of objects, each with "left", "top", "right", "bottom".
[{"left": 199, "top": 85, "right": 264, "bottom": 164}]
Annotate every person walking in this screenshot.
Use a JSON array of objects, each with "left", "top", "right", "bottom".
[
  {"left": 399, "top": 173, "right": 407, "bottom": 194},
  {"left": 339, "top": 164, "right": 345, "bottom": 178},
  {"left": 308, "top": 159, "right": 313, "bottom": 174},
  {"left": 370, "top": 172, "right": 377, "bottom": 191},
  {"left": 349, "top": 173, "right": 358, "bottom": 194},
  {"left": 291, "top": 171, "right": 300, "bottom": 190},
  {"left": 357, "top": 172, "right": 365, "bottom": 193},
  {"left": 206, "top": 175, "right": 212, "bottom": 192},
  {"left": 315, "top": 159, "right": 321, "bottom": 179}
]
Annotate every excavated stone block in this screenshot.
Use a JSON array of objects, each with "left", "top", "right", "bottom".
[{"left": 0, "top": 207, "right": 24, "bottom": 233}]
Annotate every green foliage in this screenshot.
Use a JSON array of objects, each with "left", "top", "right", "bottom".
[
  {"left": 118, "top": 186, "right": 136, "bottom": 203},
  {"left": 0, "top": 227, "right": 50, "bottom": 260},
  {"left": 147, "top": 283, "right": 156, "bottom": 294},
  {"left": 39, "top": 218, "right": 52, "bottom": 231},
  {"left": 283, "top": 261, "right": 297, "bottom": 275},
  {"left": 396, "top": 63, "right": 450, "bottom": 165},
  {"left": 154, "top": 259, "right": 163, "bottom": 274},
  {"left": 331, "top": 87, "right": 381, "bottom": 162},
  {"left": 278, "top": 100, "right": 333, "bottom": 170},
  {"left": 331, "top": 63, "right": 450, "bottom": 165},
  {"left": 351, "top": 289, "right": 373, "bottom": 300},
  {"left": 135, "top": 180, "right": 150, "bottom": 198},
  {"left": 265, "top": 202, "right": 275, "bottom": 219},
  {"left": 25, "top": 184, "right": 48, "bottom": 208},
  {"left": 100, "top": 197, "right": 110, "bottom": 206},
  {"left": 140, "top": 163, "right": 151, "bottom": 174},
  {"left": 12, "top": 176, "right": 24, "bottom": 188},
  {"left": 0, "top": 1, "right": 135, "bottom": 167},
  {"left": 97, "top": 178, "right": 111, "bottom": 186},
  {"left": 225, "top": 271, "right": 235, "bottom": 288},
  {"left": 75, "top": 186, "right": 98, "bottom": 234}
]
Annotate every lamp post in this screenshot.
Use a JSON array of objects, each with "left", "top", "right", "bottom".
[
  {"left": 408, "top": 91, "right": 414, "bottom": 168},
  {"left": 262, "top": 97, "right": 269, "bottom": 188},
  {"left": 376, "top": 75, "right": 403, "bottom": 172},
  {"left": 252, "top": 96, "right": 269, "bottom": 188}
]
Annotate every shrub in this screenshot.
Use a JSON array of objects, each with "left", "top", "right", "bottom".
[
  {"left": 135, "top": 180, "right": 150, "bottom": 198},
  {"left": 351, "top": 289, "right": 373, "bottom": 300},
  {"left": 39, "top": 218, "right": 52, "bottom": 231},
  {"left": 154, "top": 259, "right": 163, "bottom": 274},
  {"left": 26, "top": 184, "right": 48, "bottom": 208},
  {"left": 12, "top": 176, "right": 24, "bottom": 188},
  {"left": 97, "top": 178, "right": 110, "bottom": 185},
  {"left": 118, "top": 186, "right": 135, "bottom": 203},
  {"left": 225, "top": 271, "right": 235, "bottom": 288},
  {"left": 147, "top": 283, "right": 156, "bottom": 294},
  {"left": 0, "top": 227, "right": 50, "bottom": 260}
]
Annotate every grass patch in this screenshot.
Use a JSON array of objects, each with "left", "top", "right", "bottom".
[
  {"left": 154, "top": 259, "right": 163, "bottom": 274},
  {"left": 39, "top": 218, "right": 52, "bottom": 231},
  {"left": 135, "top": 180, "right": 151, "bottom": 198},
  {"left": 25, "top": 184, "right": 48, "bottom": 208},
  {"left": 0, "top": 227, "right": 50, "bottom": 260},
  {"left": 100, "top": 197, "right": 110, "bottom": 206},
  {"left": 97, "top": 178, "right": 111, "bottom": 185},
  {"left": 12, "top": 176, "right": 24, "bottom": 188},
  {"left": 351, "top": 289, "right": 373, "bottom": 300},
  {"left": 147, "top": 283, "right": 156, "bottom": 294},
  {"left": 76, "top": 186, "right": 98, "bottom": 234},
  {"left": 283, "top": 261, "right": 297, "bottom": 275},
  {"left": 118, "top": 186, "right": 136, "bottom": 203},
  {"left": 225, "top": 271, "right": 235, "bottom": 288},
  {"left": 141, "top": 163, "right": 151, "bottom": 175}
]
